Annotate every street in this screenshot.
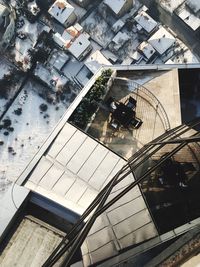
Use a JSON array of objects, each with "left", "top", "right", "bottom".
[{"left": 140, "top": 0, "right": 200, "bottom": 60}]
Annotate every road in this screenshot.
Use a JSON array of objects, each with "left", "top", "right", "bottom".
[{"left": 140, "top": 0, "right": 200, "bottom": 60}]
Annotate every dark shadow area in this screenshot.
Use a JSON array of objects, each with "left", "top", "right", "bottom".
[
  {"left": 140, "top": 144, "right": 200, "bottom": 234},
  {"left": 179, "top": 68, "right": 200, "bottom": 131}
]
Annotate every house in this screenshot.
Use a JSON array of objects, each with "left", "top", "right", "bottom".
[
  {"left": 137, "top": 41, "right": 156, "bottom": 61},
  {"left": 148, "top": 26, "right": 176, "bottom": 56},
  {"left": 34, "top": 63, "right": 68, "bottom": 92},
  {"left": 186, "top": 0, "right": 200, "bottom": 16},
  {"left": 68, "top": 33, "right": 92, "bottom": 60},
  {"left": 85, "top": 50, "right": 112, "bottom": 74},
  {"left": 53, "top": 24, "right": 82, "bottom": 48},
  {"left": 130, "top": 50, "right": 143, "bottom": 64},
  {"left": 109, "top": 31, "right": 130, "bottom": 51},
  {"left": 177, "top": 8, "right": 200, "bottom": 31},
  {"left": 134, "top": 10, "right": 158, "bottom": 35},
  {"left": 176, "top": 1, "right": 200, "bottom": 32},
  {"left": 72, "top": 0, "right": 92, "bottom": 8},
  {"left": 48, "top": 0, "right": 77, "bottom": 27},
  {"left": 104, "top": 0, "right": 133, "bottom": 18},
  {"left": 111, "top": 19, "right": 125, "bottom": 33},
  {"left": 48, "top": 49, "right": 70, "bottom": 71},
  {"left": 0, "top": 3, "right": 9, "bottom": 27}
]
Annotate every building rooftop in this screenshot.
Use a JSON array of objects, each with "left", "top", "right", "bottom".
[
  {"left": 85, "top": 50, "right": 112, "bottom": 74},
  {"left": 111, "top": 31, "right": 130, "bottom": 51},
  {"left": 68, "top": 33, "right": 91, "bottom": 59},
  {"left": 148, "top": 26, "right": 176, "bottom": 55},
  {"left": 138, "top": 41, "right": 156, "bottom": 59},
  {"left": 134, "top": 10, "right": 158, "bottom": 33},
  {"left": 48, "top": 0, "right": 75, "bottom": 25},
  {"left": 104, "top": 0, "right": 130, "bottom": 15},
  {"left": 1, "top": 64, "right": 200, "bottom": 267},
  {"left": 186, "top": 0, "right": 200, "bottom": 13},
  {"left": 34, "top": 63, "right": 68, "bottom": 91},
  {"left": 178, "top": 7, "right": 200, "bottom": 31},
  {"left": 48, "top": 50, "right": 69, "bottom": 71},
  {"left": 111, "top": 19, "right": 125, "bottom": 33}
]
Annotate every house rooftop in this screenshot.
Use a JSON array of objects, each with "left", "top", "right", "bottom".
[
  {"left": 85, "top": 50, "right": 112, "bottom": 74},
  {"left": 104, "top": 0, "right": 129, "bottom": 15},
  {"left": 48, "top": 0, "right": 75, "bottom": 24},
  {"left": 138, "top": 41, "right": 156, "bottom": 59},
  {"left": 111, "top": 19, "right": 125, "bottom": 33},
  {"left": 34, "top": 63, "right": 68, "bottom": 92},
  {"left": 186, "top": 0, "right": 200, "bottom": 13},
  {"left": 111, "top": 31, "right": 130, "bottom": 51},
  {"left": 68, "top": 33, "right": 91, "bottom": 59},
  {"left": 48, "top": 50, "right": 69, "bottom": 71},
  {"left": 148, "top": 26, "right": 176, "bottom": 55},
  {"left": 178, "top": 8, "right": 200, "bottom": 31},
  {"left": 135, "top": 10, "right": 158, "bottom": 33}
]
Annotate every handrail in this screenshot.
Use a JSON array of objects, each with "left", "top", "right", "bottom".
[
  {"left": 128, "top": 81, "right": 171, "bottom": 131},
  {"left": 109, "top": 77, "right": 171, "bottom": 131}
]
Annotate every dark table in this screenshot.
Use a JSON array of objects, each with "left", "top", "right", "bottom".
[{"left": 112, "top": 103, "right": 135, "bottom": 128}]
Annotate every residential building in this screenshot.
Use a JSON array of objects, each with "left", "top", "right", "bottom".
[
  {"left": 186, "top": 0, "right": 200, "bottom": 17},
  {"left": 137, "top": 41, "right": 156, "bottom": 62},
  {"left": 34, "top": 63, "right": 68, "bottom": 92},
  {"left": 109, "top": 31, "right": 130, "bottom": 51},
  {"left": 48, "top": 49, "right": 70, "bottom": 71},
  {"left": 85, "top": 50, "right": 112, "bottom": 74},
  {"left": 148, "top": 26, "right": 176, "bottom": 56},
  {"left": 104, "top": 0, "right": 133, "bottom": 18},
  {"left": 48, "top": 0, "right": 77, "bottom": 27},
  {"left": 134, "top": 10, "right": 158, "bottom": 35},
  {"left": 67, "top": 33, "right": 92, "bottom": 60}
]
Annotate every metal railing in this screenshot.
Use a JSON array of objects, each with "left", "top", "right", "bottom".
[
  {"left": 42, "top": 118, "right": 200, "bottom": 267},
  {"left": 127, "top": 81, "right": 171, "bottom": 131}
]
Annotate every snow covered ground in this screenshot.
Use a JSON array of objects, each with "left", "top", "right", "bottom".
[
  {"left": 0, "top": 79, "right": 76, "bottom": 184},
  {"left": 158, "top": 0, "right": 185, "bottom": 13},
  {"left": 11, "top": 18, "right": 45, "bottom": 70}
]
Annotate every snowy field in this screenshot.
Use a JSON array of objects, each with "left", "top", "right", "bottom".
[
  {"left": 0, "top": 79, "right": 76, "bottom": 184},
  {"left": 11, "top": 18, "right": 45, "bottom": 69},
  {"left": 158, "top": 0, "right": 185, "bottom": 13}
]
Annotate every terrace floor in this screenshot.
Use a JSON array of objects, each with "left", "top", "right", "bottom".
[{"left": 88, "top": 69, "right": 182, "bottom": 159}]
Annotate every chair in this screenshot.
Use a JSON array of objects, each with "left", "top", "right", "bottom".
[
  {"left": 105, "top": 97, "right": 119, "bottom": 112},
  {"left": 105, "top": 97, "right": 115, "bottom": 107},
  {"left": 131, "top": 118, "right": 143, "bottom": 129},
  {"left": 125, "top": 96, "right": 137, "bottom": 110}
]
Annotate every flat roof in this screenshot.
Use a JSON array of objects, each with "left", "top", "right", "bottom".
[
  {"left": 48, "top": 50, "right": 69, "bottom": 71},
  {"left": 138, "top": 41, "right": 156, "bottom": 59},
  {"left": 178, "top": 8, "right": 200, "bottom": 31},
  {"left": 186, "top": 0, "right": 200, "bottom": 13},
  {"left": 135, "top": 10, "right": 158, "bottom": 33},
  {"left": 68, "top": 33, "right": 91, "bottom": 59}
]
